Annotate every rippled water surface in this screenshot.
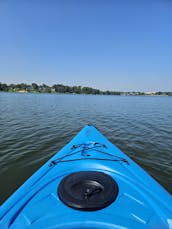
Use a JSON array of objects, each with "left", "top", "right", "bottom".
[{"left": 0, "top": 92, "right": 172, "bottom": 204}]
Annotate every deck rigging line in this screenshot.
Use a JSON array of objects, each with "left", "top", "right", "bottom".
[{"left": 49, "top": 142, "right": 129, "bottom": 167}]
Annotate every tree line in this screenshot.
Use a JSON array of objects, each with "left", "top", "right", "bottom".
[
  {"left": 0, "top": 82, "right": 172, "bottom": 96},
  {"left": 0, "top": 83, "right": 121, "bottom": 95}
]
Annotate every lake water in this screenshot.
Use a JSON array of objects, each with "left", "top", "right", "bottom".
[{"left": 0, "top": 92, "right": 172, "bottom": 204}]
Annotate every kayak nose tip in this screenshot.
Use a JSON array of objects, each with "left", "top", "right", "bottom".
[
  {"left": 86, "top": 123, "right": 98, "bottom": 130},
  {"left": 87, "top": 123, "right": 94, "bottom": 127}
]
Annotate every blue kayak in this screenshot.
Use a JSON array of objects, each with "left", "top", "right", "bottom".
[{"left": 0, "top": 125, "right": 172, "bottom": 229}]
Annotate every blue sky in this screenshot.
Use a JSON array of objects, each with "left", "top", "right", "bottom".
[{"left": 0, "top": 0, "right": 172, "bottom": 91}]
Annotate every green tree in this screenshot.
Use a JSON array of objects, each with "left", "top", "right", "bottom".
[
  {"left": 32, "top": 83, "right": 39, "bottom": 91},
  {"left": 0, "top": 83, "right": 8, "bottom": 91}
]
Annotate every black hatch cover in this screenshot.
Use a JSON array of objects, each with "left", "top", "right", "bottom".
[{"left": 58, "top": 171, "right": 118, "bottom": 211}]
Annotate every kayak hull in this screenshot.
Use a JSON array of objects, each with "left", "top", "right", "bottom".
[{"left": 0, "top": 125, "right": 172, "bottom": 229}]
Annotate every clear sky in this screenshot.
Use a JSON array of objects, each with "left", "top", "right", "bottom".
[{"left": 0, "top": 0, "right": 172, "bottom": 91}]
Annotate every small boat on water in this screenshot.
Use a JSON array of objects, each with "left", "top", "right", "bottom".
[{"left": 0, "top": 125, "right": 172, "bottom": 229}]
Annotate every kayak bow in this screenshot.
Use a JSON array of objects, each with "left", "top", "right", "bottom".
[{"left": 0, "top": 125, "right": 172, "bottom": 229}]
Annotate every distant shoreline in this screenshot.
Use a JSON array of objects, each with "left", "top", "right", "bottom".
[{"left": 0, "top": 83, "right": 172, "bottom": 96}]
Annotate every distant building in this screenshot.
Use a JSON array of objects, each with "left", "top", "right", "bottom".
[
  {"left": 51, "top": 88, "right": 56, "bottom": 93},
  {"left": 145, "top": 92, "right": 156, "bottom": 95},
  {"left": 18, "top": 90, "right": 27, "bottom": 93}
]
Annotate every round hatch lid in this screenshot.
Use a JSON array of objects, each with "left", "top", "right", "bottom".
[{"left": 58, "top": 171, "right": 118, "bottom": 211}]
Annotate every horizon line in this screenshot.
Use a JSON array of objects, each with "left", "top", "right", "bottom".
[{"left": 0, "top": 82, "right": 172, "bottom": 94}]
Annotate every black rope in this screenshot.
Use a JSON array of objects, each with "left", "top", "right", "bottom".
[
  {"left": 49, "top": 144, "right": 107, "bottom": 166},
  {"left": 50, "top": 157, "right": 129, "bottom": 164},
  {"left": 49, "top": 142, "right": 129, "bottom": 167},
  {"left": 71, "top": 142, "right": 107, "bottom": 150}
]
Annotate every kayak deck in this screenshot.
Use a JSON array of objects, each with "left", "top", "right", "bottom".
[{"left": 0, "top": 125, "right": 172, "bottom": 229}]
